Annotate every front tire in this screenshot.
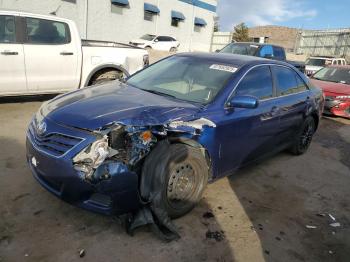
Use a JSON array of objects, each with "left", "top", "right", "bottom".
[
  {"left": 290, "top": 116, "right": 316, "bottom": 155},
  {"left": 90, "top": 70, "right": 123, "bottom": 86},
  {"left": 141, "top": 143, "right": 209, "bottom": 218}
]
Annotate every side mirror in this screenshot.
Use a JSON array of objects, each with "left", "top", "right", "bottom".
[{"left": 226, "top": 95, "right": 259, "bottom": 109}]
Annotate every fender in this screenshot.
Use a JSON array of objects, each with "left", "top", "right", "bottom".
[{"left": 82, "top": 63, "right": 130, "bottom": 87}]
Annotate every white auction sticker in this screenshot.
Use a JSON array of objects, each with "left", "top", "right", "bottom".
[{"left": 209, "top": 64, "right": 238, "bottom": 73}]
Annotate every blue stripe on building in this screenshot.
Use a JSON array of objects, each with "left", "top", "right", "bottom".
[{"left": 178, "top": 0, "right": 217, "bottom": 12}]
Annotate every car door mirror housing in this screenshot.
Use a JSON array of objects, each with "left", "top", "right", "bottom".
[{"left": 227, "top": 95, "right": 259, "bottom": 109}]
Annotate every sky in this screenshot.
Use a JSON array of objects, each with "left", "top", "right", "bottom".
[{"left": 217, "top": 0, "right": 350, "bottom": 31}]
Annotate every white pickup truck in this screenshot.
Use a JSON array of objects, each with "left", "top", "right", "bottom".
[{"left": 0, "top": 10, "right": 149, "bottom": 96}]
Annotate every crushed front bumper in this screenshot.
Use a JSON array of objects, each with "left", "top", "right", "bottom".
[{"left": 26, "top": 118, "right": 140, "bottom": 215}]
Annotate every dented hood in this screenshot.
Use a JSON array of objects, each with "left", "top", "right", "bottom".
[{"left": 41, "top": 82, "right": 200, "bottom": 130}]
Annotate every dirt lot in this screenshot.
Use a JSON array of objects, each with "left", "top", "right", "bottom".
[{"left": 0, "top": 95, "right": 349, "bottom": 262}]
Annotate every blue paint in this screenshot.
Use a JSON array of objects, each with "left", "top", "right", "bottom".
[
  {"left": 111, "top": 0, "right": 129, "bottom": 6},
  {"left": 144, "top": 3, "right": 160, "bottom": 14},
  {"left": 179, "top": 0, "right": 217, "bottom": 12},
  {"left": 171, "top": 10, "right": 186, "bottom": 20},
  {"left": 26, "top": 53, "right": 323, "bottom": 215},
  {"left": 194, "top": 17, "right": 207, "bottom": 26}
]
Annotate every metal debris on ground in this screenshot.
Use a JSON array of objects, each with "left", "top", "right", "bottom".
[
  {"left": 328, "top": 214, "right": 336, "bottom": 221},
  {"left": 205, "top": 230, "right": 225, "bottom": 242},
  {"left": 329, "top": 222, "right": 341, "bottom": 228},
  {"left": 306, "top": 225, "right": 317, "bottom": 229},
  {"left": 79, "top": 249, "right": 85, "bottom": 258}
]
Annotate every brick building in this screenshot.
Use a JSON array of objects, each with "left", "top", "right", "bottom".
[{"left": 248, "top": 25, "right": 299, "bottom": 52}]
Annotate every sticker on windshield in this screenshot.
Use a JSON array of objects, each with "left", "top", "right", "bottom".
[{"left": 210, "top": 64, "right": 237, "bottom": 73}]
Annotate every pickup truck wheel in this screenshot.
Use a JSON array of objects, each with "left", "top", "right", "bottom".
[
  {"left": 170, "top": 47, "right": 177, "bottom": 53},
  {"left": 290, "top": 116, "right": 315, "bottom": 155},
  {"left": 142, "top": 143, "right": 209, "bottom": 219},
  {"left": 90, "top": 70, "right": 123, "bottom": 85}
]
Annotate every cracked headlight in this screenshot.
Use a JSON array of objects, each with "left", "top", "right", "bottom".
[{"left": 73, "top": 137, "right": 110, "bottom": 179}]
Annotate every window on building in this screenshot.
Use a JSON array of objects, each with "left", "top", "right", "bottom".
[
  {"left": 171, "top": 18, "right": 180, "bottom": 27},
  {"left": 25, "top": 18, "right": 70, "bottom": 44},
  {"left": 0, "top": 15, "right": 16, "bottom": 43},
  {"left": 234, "top": 66, "right": 273, "bottom": 100},
  {"left": 144, "top": 11, "right": 154, "bottom": 21}
]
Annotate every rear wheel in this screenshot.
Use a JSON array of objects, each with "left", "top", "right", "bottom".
[
  {"left": 89, "top": 70, "right": 123, "bottom": 86},
  {"left": 290, "top": 116, "right": 316, "bottom": 155},
  {"left": 142, "top": 143, "right": 209, "bottom": 218}
]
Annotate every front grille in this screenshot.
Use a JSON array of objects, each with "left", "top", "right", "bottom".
[{"left": 28, "top": 122, "right": 83, "bottom": 157}]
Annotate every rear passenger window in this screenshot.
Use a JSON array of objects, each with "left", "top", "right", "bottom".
[
  {"left": 273, "top": 66, "right": 306, "bottom": 96},
  {"left": 25, "top": 18, "right": 70, "bottom": 44},
  {"left": 234, "top": 66, "right": 273, "bottom": 100},
  {"left": 0, "top": 15, "right": 16, "bottom": 43}
]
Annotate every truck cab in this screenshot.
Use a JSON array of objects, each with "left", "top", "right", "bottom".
[{"left": 0, "top": 10, "right": 148, "bottom": 96}]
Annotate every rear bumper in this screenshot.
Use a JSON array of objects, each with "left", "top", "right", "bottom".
[{"left": 26, "top": 122, "right": 140, "bottom": 215}]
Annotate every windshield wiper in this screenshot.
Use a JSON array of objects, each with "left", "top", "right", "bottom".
[{"left": 140, "top": 89, "right": 177, "bottom": 99}]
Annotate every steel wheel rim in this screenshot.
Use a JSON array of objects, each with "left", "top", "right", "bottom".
[{"left": 167, "top": 162, "right": 198, "bottom": 208}]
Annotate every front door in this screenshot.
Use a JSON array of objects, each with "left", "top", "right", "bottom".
[
  {"left": 0, "top": 15, "right": 27, "bottom": 95},
  {"left": 216, "top": 65, "right": 281, "bottom": 176},
  {"left": 22, "top": 16, "right": 79, "bottom": 93}
]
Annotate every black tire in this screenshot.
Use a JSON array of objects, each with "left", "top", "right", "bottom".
[
  {"left": 145, "top": 46, "right": 152, "bottom": 51},
  {"left": 169, "top": 47, "right": 177, "bottom": 53},
  {"left": 90, "top": 70, "right": 123, "bottom": 86},
  {"left": 290, "top": 116, "right": 316, "bottom": 155},
  {"left": 141, "top": 142, "right": 209, "bottom": 218}
]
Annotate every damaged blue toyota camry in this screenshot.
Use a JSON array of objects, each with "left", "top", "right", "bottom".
[{"left": 26, "top": 53, "right": 324, "bottom": 230}]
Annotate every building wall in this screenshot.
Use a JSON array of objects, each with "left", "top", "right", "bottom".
[
  {"left": 0, "top": 0, "right": 217, "bottom": 52},
  {"left": 248, "top": 25, "right": 298, "bottom": 52}
]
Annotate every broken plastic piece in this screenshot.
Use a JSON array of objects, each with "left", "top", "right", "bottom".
[
  {"left": 329, "top": 222, "right": 341, "bottom": 227},
  {"left": 328, "top": 214, "right": 336, "bottom": 221},
  {"left": 306, "top": 225, "right": 317, "bottom": 229},
  {"left": 79, "top": 249, "right": 85, "bottom": 258}
]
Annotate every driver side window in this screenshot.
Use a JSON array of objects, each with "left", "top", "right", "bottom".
[{"left": 234, "top": 66, "right": 273, "bottom": 100}]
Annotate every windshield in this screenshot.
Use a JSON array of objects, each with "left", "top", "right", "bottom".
[
  {"left": 126, "top": 56, "right": 237, "bottom": 104},
  {"left": 313, "top": 67, "right": 350, "bottom": 85},
  {"left": 220, "top": 43, "right": 259, "bottom": 56},
  {"left": 140, "top": 34, "right": 155, "bottom": 41},
  {"left": 306, "top": 58, "right": 330, "bottom": 66}
]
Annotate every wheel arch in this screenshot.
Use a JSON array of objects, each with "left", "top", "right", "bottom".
[{"left": 83, "top": 64, "right": 130, "bottom": 87}]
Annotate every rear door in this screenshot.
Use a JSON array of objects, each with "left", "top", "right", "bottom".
[
  {"left": 271, "top": 65, "right": 309, "bottom": 145},
  {"left": 0, "top": 14, "right": 27, "bottom": 95},
  {"left": 22, "top": 16, "right": 79, "bottom": 93}
]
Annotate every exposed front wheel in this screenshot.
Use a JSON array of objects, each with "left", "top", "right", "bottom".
[
  {"left": 170, "top": 47, "right": 177, "bottom": 53},
  {"left": 141, "top": 142, "right": 209, "bottom": 218},
  {"left": 290, "top": 116, "right": 316, "bottom": 155}
]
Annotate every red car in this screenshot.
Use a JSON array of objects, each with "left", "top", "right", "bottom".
[{"left": 311, "top": 65, "right": 350, "bottom": 119}]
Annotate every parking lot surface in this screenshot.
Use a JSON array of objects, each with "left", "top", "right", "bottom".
[{"left": 0, "top": 96, "right": 349, "bottom": 262}]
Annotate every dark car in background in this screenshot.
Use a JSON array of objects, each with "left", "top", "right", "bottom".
[
  {"left": 311, "top": 65, "right": 350, "bottom": 119},
  {"left": 219, "top": 42, "right": 305, "bottom": 73},
  {"left": 26, "top": 53, "right": 323, "bottom": 219}
]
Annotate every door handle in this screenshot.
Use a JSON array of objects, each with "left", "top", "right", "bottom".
[
  {"left": 60, "top": 51, "right": 74, "bottom": 56},
  {"left": 1, "top": 51, "right": 18, "bottom": 55}
]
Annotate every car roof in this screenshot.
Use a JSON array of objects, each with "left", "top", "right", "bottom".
[
  {"left": 176, "top": 52, "right": 289, "bottom": 67},
  {"left": 227, "top": 42, "right": 284, "bottom": 48}
]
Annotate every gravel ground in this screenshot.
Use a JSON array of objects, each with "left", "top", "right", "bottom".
[{"left": 0, "top": 96, "right": 349, "bottom": 262}]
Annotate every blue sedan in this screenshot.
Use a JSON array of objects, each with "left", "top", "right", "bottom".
[{"left": 26, "top": 53, "right": 324, "bottom": 219}]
